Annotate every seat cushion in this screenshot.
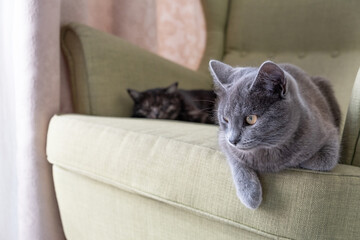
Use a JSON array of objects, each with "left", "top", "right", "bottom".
[{"left": 47, "top": 114, "right": 360, "bottom": 239}]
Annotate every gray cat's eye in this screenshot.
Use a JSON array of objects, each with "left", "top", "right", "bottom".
[
  {"left": 246, "top": 115, "right": 257, "bottom": 125},
  {"left": 223, "top": 116, "right": 229, "bottom": 123}
]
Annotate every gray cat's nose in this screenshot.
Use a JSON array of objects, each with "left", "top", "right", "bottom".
[
  {"left": 229, "top": 138, "right": 240, "bottom": 146},
  {"left": 227, "top": 129, "right": 241, "bottom": 146}
]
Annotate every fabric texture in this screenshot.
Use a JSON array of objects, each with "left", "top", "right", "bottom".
[
  {"left": 342, "top": 68, "right": 360, "bottom": 166},
  {"left": 53, "top": 166, "right": 270, "bottom": 240},
  {"left": 61, "top": 23, "right": 212, "bottom": 117},
  {"left": 47, "top": 114, "right": 360, "bottom": 239}
]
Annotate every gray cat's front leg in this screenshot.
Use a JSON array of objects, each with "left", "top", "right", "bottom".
[{"left": 227, "top": 156, "right": 262, "bottom": 209}]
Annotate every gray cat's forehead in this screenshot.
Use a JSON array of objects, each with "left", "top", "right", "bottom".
[
  {"left": 221, "top": 67, "right": 263, "bottom": 115},
  {"left": 228, "top": 67, "right": 257, "bottom": 92},
  {"left": 233, "top": 66, "right": 257, "bottom": 77}
]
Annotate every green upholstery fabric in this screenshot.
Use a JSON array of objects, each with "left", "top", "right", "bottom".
[
  {"left": 53, "top": 166, "right": 270, "bottom": 240},
  {"left": 197, "top": 0, "right": 230, "bottom": 73},
  {"left": 225, "top": 1, "right": 360, "bottom": 53},
  {"left": 47, "top": 115, "right": 360, "bottom": 239},
  {"left": 342, "top": 68, "right": 360, "bottom": 166},
  {"left": 61, "top": 23, "right": 212, "bottom": 117}
]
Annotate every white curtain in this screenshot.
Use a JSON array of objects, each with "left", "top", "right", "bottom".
[
  {"left": 1, "top": 0, "right": 63, "bottom": 239},
  {"left": 1, "top": 2, "right": 18, "bottom": 238},
  {"left": 0, "top": 0, "right": 204, "bottom": 239}
]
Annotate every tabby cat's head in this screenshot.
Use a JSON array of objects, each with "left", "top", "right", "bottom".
[
  {"left": 209, "top": 60, "right": 297, "bottom": 151},
  {"left": 127, "top": 82, "right": 182, "bottom": 120}
]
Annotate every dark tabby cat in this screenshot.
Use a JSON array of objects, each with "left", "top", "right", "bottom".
[
  {"left": 209, "top": 60, "right": 341, "bottom": 209},
  {"left": 127, "top": 82, "right": 216, "bottom": 124}
]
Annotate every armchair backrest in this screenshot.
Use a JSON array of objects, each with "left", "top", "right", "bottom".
[{"left": 199, "top": 0, "right": 360, "bottom": 166}]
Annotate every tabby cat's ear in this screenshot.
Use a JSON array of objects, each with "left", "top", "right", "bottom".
[
  {"left": 127, "top": 89, "right": 141, "bottom": 102},
  {"left": 252, "top": 61, "right": 287, "bottom": 98},
  {"left": 209, "top": 60, "right": 233, "bottom": 91},
  {"left": 165, "top": 82, "right": 178, "bottom": 94}
]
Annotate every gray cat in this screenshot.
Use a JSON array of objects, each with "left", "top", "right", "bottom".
[{"left": 209, "top": 60, "right": 341, "bottom": 209}]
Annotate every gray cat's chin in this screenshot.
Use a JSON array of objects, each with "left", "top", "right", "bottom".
[
  {"left": 228, "top": 143, "right": 257, "bottom": 151},
  {"left": 238, "top": 146, "right": 254, "bottom": 150},
  {"left": 233, "top": 143, "right": 275, "bottom": 151},
  {"left": 237, "top": 145, "right": 257, "bottom": 151}
]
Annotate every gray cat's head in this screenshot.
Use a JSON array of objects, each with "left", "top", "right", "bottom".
[
  {"left": 209, "top": 60, "right": 298, "bottom": 151},
  {"left": 127, "top": 82, "right": 181, "bottom": 119}
]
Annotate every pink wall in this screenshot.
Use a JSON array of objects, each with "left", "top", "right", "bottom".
[
  {"left": 61, "top": 0, "right": 205, "bottom": 69},
  {"left": 156, "top": 0, "right": 206, "bottom": 70}
]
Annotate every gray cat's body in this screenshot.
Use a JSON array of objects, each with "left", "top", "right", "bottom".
[{"left": 209, "top": 60, "right": 341, "bottom": 209}]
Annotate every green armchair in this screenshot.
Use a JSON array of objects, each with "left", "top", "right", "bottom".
[{"left": 47, "top": 0, "right": 360, "bottom": 239}]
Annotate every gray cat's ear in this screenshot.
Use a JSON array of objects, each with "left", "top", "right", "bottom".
[
  {"left": 127, "top": 89, "right": 141, "bottom": 102},
  {"left": 252, "top": 61, "right": 287, "bottom": 98},
  {"left": 165, "top": 82, "right": 178, "bottom": 94},
  {"left": 209, "top": 60, "right": 233, "bottom": 91}
]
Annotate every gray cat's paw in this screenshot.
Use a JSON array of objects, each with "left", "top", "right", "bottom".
[
  {"left": 236, "top": 178, "right": 262, "bottom": 209},
  {"left": 227, "top": 158, "right": 263, "bottom": 209}
]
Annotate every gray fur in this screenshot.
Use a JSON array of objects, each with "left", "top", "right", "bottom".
[{"left": 209, "top": 60, "right": 341, "bottom": 209}]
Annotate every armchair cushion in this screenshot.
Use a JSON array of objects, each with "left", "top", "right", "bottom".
[{"left": 47, "top": 114, "right": 360, "bottom": 239}]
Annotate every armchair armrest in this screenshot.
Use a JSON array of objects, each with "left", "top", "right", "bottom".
[
  {"left": 61, "top": 23, "right": 212, "bottom": 117},
  {"left": 342, "top": 67, "right": 360, "bottom": 166},
  {"left": 47, "top": 114, "right": 360, "bottom": 239}
]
